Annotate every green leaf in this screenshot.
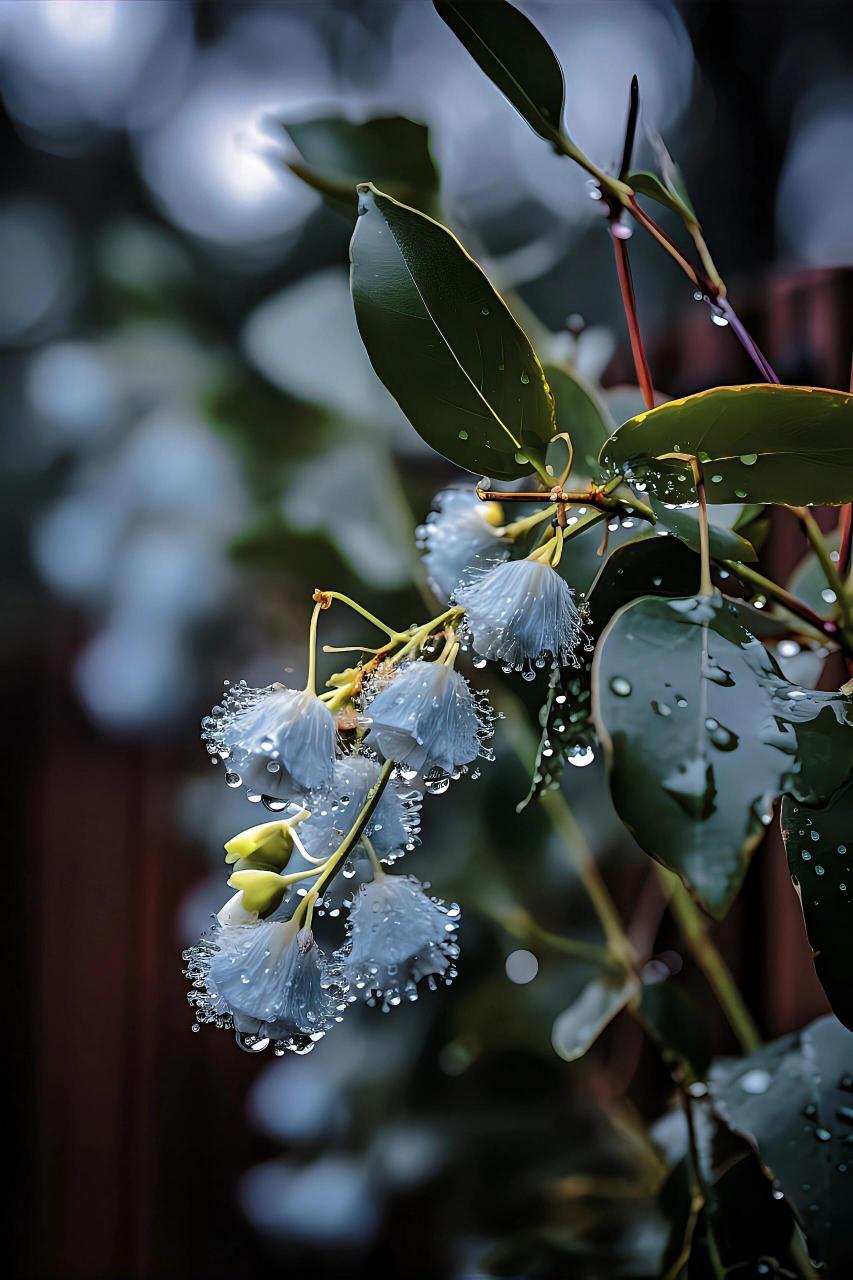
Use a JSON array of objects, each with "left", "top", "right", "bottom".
[
  {"left": 685, "top": 1122, "right": 810, "bottom": 1279},
  {"left": 649, "top": 495, "right": 758, "bottom": 561},
  {"left": 781, "top": 789, "right": 853, "bottom": 1031},
  {"left": 709, "top": 1015, "right": 853, "bottom": 1275},
  {"left": 551, "top": 971, "right": 638, "bottom": 1062},
  {"left": 433, "top": 0, "right": 565, "bottom": 141},
  {"left": 543, "top": 362, "right": 612, "bottom": 483},
  {"left": 626, "top": 169, "right": 696, "bottom": 224},
  {"left": 600, "top": 384, "right": 853, "bottom": 506},
  {"left": 281, "top": 115, "right": 438, "bottom": 213},
  {"left": 593, "top": 591, "right": 853, "bottom": 916},
  {"left": 521, "top": 538, "right": 701, "bottom": 809},
  {"left": 350, "top": 184, "right": 556, "bottom": 478}
]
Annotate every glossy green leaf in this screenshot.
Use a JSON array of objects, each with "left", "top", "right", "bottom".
[
  {"left": 350, "top": 184, "right": 556, "bottom": 478},
  {"left": 626, "top": 170, "right": 696, "bottom": 224},
  {"left": 781, "top": 789, "right": 853, "bottom": 1031},
  {"left": 593, "top": 592, "right": 853, "bottom": 916},
  {"left": 709, "top": 1015, "right": 853, "bottom": 1275},
  {"left": 519, "top": 539, "right": 700, "bottom": 811},
  {"left": 433, "top": 0, "right": 564, "bottom": 141},
  {"left": 649, "top": 496, "right": 758, "bottom": 562},
  {"left": 551, "top": 971, "right": 638, "bottom": 1062},
  {"left": 543, "top": 362, "right": 612, "bottom": 483},
  {"left": 282, "top": 115, "right": 438, "bottom": 213},
  {"left": 685, "top": 1121, "right": 809, "bottom": 1279},
  {"left": 600, "top": 384, "right": 853, "bottom": 506}
]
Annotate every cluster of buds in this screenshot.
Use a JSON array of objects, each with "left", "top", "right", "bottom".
[{"left": 184, "top": 485, "right": 586, "bottom": 1054}]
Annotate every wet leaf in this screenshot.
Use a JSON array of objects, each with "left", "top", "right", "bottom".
[
  {"left": 649, "top": 496, "right": 758, "bottom": 562},
  {"left": 781, "top": 788, "right": 853, "bottom": 1031},
  {"left": 686, "top": 1119, "right": 809, "bottom": 1279},
  {"left": 543, "top": 362, "right": 612, "bottom": 483},
  {"left": 434, "top": 0, "right": 565, "bottom": 142},
  {"left": 552, "top": 971, "right": 638, "bottom": 1062},
  {"left": 520, "top": 539, "right": 699, "bottom": 811},
  {"left": 593, "top": 592, "right": 853, "bottom": 916},
  {"left": 281, "top": 114, "right": 438, "bottom": 213},
  {"left": 709, "top": 1015, "right": 853, "bottom": 1275},
  {"left": 350, "top": 184, "right": 556, "bottom": 479},
  {"left": 600, "top": 385, "right": 853, "bottom": 506}
]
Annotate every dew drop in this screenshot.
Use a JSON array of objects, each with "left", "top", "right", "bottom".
[{"left": 739, "top": 1068, "right": 772, "bottom": 1095}]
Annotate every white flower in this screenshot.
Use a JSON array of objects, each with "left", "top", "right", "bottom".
[
  {"left": 296, "top": 755, "right": 420, "bottom": 866},
  {"left": 417, "top": 488, "right": 508, "bottom": 600},
  {"left": 455, "top": 557, "right": 583, "bottom": 672},
  {"left": 338, "top": 873, "right": 460, "bottom": 1011},
  {"left": 184, "top": 916, "right": 347, "bottom": 1054},
  {"left": 201, "top": 680, "right": 336, "bottom": 800},
  {"left": 364, "top": 659, "right": 493, "bottom": 781}
]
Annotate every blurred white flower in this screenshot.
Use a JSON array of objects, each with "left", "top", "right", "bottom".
[
  {"left": 238, "top": 1155, "right": 381, "bottom": 1247},
  {"left": 418, "top": 488, "right": 508, "bottom": 601},
  {"left": 339, "top": 872, "right": 460, "bottom": 1011}
]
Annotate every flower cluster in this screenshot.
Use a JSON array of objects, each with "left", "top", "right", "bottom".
[{"left": 185, "top": 485, "right": 584, "bottom": 1054}]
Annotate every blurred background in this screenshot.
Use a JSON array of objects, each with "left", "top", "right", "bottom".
[{"left": 4, "top": 2, "right": 852, "bottom": 1277}]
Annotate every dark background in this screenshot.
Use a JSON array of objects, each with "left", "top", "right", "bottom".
[{"left": 3, "top": 2, "right": 852, "bottom": 1277}]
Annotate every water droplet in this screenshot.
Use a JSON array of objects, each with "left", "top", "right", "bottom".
[
  {"left": 610, "top": 676, "right": 632, "bottom": 697},
  {"left": 740, "top": 1068, "right": 772, "bottom": 1095},
  {"left": 458, "top": 430, "right": 469, "bottom": 441},
  {"left": 740, "top": 453, "right": 758, "bottom": 466},
  {"left": 520, "top": 372, "right": 530, "bottom": 385}
]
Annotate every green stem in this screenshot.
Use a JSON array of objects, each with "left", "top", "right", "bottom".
[
  {"left": 794, "top": 507, "right": 853, "bottom": 631},
  {"left": 721, "top": 560, "right": 841, "bottom": 644},
  {"left": 691, "top": 459, "right": 713, "bottom": 597},
  {"left": 503, "top": 504, "right": 557, "bottom": 539},
  {"left": 318, "top": 590, "right": 405, "bottom": 641},
  {"left": 661, "top": 869, "right": 761, "bottom": 1054},
  {"left": 296, "top": 759, "right": 394, "bottom": 926},
  {"left": 498, "top": 697, "right": 634, "bottom": 967},
  {"left": 305, "top": 600, "right": 324, "bottom": 694},
  {"left": 489, "top": 904, "right": 614, "bottom": 970}
]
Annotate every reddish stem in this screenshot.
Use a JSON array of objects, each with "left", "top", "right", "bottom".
[{"left": 611, "top": 230, "right": 655, "bottom": 411}]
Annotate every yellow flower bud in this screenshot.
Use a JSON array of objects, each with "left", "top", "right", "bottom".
[
  {"left": 480, "top": 500, "right": 504, "bottom": 528},
  {"left": 227, "top": 869, "right": 287, "bottom": 918},
  {"left": 224, "top": 821, "right": 294, "bottom": 872}
]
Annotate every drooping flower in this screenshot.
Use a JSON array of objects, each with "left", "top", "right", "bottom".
[
  {"left": 455, "top": 557, "right": 583, "bottom": 672},
  {"left": 337, "top": 872, "right": 460, "bottom": 1011},
  {"left": 364, "top": 659, "right": 493, "bottom": 782},
  {"left": 294, "top": 755, "right": 421, "bottom": 867},
  {"left": 201, "top": 680, "right": 336, "bottom": 801},
  {"left": 184, "top": 916, "right": 348, "bottom": 1054},
  {"left": 417, "top": 488, "right": 508, "bottom": 600}
]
